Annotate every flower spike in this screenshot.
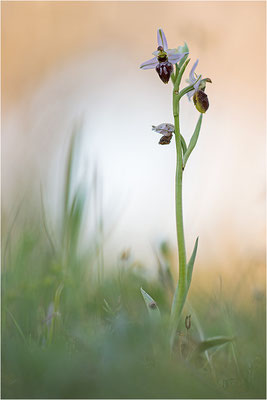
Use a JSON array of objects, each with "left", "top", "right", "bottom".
[{"left": 139, "top": 29, "right": 213, "bottom": 351}]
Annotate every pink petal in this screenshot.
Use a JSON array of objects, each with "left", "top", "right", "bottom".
[
  {"left": 140, "top": 57, "right": 158, "bottom": 70},
  {"left": 157, "top": 29, "right": 168, "bottom": 50}
]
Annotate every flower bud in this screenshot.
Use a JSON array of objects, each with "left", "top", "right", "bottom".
[
  {"left": 156, "top": 61, "right": 173, "bottom": 84},
  {"left": 193, "top": 90, "right": 209, "bottom": 113}
]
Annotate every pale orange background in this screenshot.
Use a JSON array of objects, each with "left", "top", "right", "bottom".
[{"left": 2, "top": 1, "right": 266, "bottom": 279}]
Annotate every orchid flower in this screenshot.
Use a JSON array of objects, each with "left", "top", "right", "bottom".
[
  {"left": 139, "top": 29, "right": 212, "bottom": 349},
  {"left": 140, "top": 29, "right": 188, "bottom": 84},
  {"left": 152, "top": 123, "right": 174, "bottom": 137},
  {"left": 152, "top": 123, "right": 174, "bottom": 145},
  {"left": 186, "top": 60, "right": 212, "bottom": 113},
  {"left": 186, "top": 59, "right": 202, "bottom": 101}
]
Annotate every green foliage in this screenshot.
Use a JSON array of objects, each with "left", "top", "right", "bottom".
[
  {"left": 174, "top": 58, "right": 191, "bottom": 90},
  {"left": 180, "top": 134, "right": 188, "bottom": 156},
  {"left": 186, "top": 237, "right": 199, "bottom": 289},
  {"left": 2, "top": 130, "right": 266, "bottom": 399},
  {"left": 194, "top": 336, "right": 234, "bottom": 355},
  {"left": 178, "top": 43, "right": 189, "bottom": 69},
  {"left": 183, "top": 114, "right": 203, "bottom": 168},
  {"left": 140, "top": 287, "right": 161, "bottom": 321}
]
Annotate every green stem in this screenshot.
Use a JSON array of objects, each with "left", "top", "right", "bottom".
[{"left": 170, "top": 88, "right": 188, "bottom": 347}]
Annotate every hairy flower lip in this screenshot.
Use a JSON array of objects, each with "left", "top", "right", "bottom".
[
  {"left": 140, "top": 29, "right": 188, "bottom": 70},
  {"left": 156, "top": 61, "right": 173, "bottom": 84},
  {"left": 193, "top": 90, "right": 209, "bottom": 113},
  {"left": 159, "top": 134, "right": 173, "bottom": 145}
]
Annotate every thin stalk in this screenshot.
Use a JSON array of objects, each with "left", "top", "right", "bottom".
[{"left": 170, "top": 88, "right": 187, "bottom": 348}]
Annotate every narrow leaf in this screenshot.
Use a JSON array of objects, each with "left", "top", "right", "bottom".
[
  {"left": 180, "top": 134, "right": 187, "bottom": 156},
  {"left": 54, "top": 283, "right": 64, "bottom": 311},
  {"left": 174, "top": 58, "right": 190, "bottom": 90},
  {"left": 6, "top": 308, "right": 27, "bottom": 344},
  {"left": 186, "top": 237, "right": 199, "bottom": 289},
  {"left": 178, "top": 42, "right": 189, "bottom": 69},
  {"left": 195, "top": 336, "right": 234, "bottom": 354},
  {"left": 183, "top": 114, "right": 203, "bottom": 167},
  {"left": 40, "top": 184, "right": 57, "bottom": 255},
  {"left": 140, "top": 287, "right": 161, "bottom": 320},
  {"left": 48, "top": 283, "right": 64, "bottom": 345}
]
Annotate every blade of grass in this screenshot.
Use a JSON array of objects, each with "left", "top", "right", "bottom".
[
  {"left": 48, "top": 283, "right": 64, "bottom": 345},
  {"left": 5, "top": 308, "right": 27, "bottom": 345},
  {"left": 3, "top": 200, "right": 23, "bottom": 270},
  {"left": 140, "top": 287, "right": 161, "bottom": 321},
  {"left": 40, "top": 184, "right": 57, "bottom": 256},
  {"left": 195, "top": 336, "right": 234, "bottom": 354},
  {"left": 186, "top": 237, "right": 199, "bottom": 289}
]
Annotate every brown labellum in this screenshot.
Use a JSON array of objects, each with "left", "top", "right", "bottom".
[
  {"left": 156, "top": 61, "right": 173, "bottom": 84},
  {"left": 159, "top": 133, "right": 173, "bottom": 145},
  {"left": 193, "top": 90, "right": 209, "bottom": 113}
]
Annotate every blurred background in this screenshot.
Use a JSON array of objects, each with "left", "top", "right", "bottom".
[
  {"left": 2, "top": 1, "right": 265, "bottom": 279},
  {"left": 2, "top": 3, "right": 266, "bottom": 398}
]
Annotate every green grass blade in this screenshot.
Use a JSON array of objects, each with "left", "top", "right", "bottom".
[
  {"left": 62, "top": 122, "right": 83, "bottom": 245},
  {"left": 187, "top": 303, "right": 217, "bottom": 380},
  {"left": 48, "top": 283, "right": 64, "bottom": 345},
  {"left": 40, "top": 184, "right": 57, "bottom": 255},
  {"left": 3, "top": 200, "right": 23, "bottom": 270},
  {"left": 195, "top": 336, "right": 234, "bottom": 354},
  {"left": 68, "top": 185, "right": 86, "bottom": 252},
  {"left": 54, "top": 283, "right": 64, "bottom": 311},
  {"left": 5, "top": 308, "right": 27, "bottom": 345},
  {"left": 183, "top": 114, "right": 203, "bottom": 168},
  {"left": 186, "top": 237, "right": 199, "bottom": 289},
  {"left": 140, "top": 287, "right": 161, "bottom": 320},
  {"left": 63, "top": 133, "right": 75, "bottom": 223}
]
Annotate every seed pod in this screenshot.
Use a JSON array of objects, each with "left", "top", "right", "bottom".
[
  {"left": 156, "top": 61, "right": 173, "bottom": 84},
  {"left": 193, "top": 90, "right": 209, "bottom": 113},
  {"left": 159, "top": 134, "right": 173, "bottom": 145}
]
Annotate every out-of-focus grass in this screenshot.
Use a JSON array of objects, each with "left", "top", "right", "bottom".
[{"left": 2, "top": 130, "right": 266, "bottom": 399}]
